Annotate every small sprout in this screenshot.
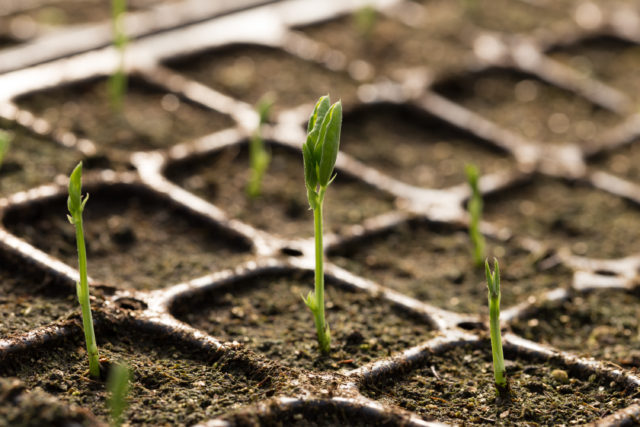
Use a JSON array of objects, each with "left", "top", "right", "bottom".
[
  {"left": 0, "top": 130, "right": 12, "bottom": 170},
  {"left": 354, "top": 4, "right": 377, "bottom": 39},
  {"left": 302, "top": 95, "right": 342, "bottom": 354},
  {"left": 109, "top": 0, "right": 128, "bottom": 111},
  {"left": 465, "top": 164, "right": 485, "bottom": 267},
  {"left": 67, "top": 162, "right": 100, "bottom": 379},
  {"left": 485, "top": 258, "right": 509, "bottom": 397},
  {"left": 107, "top": 363, "right": 130, "bottom": 427},
  {"left": 246, "top": 95, "right": 274, "bottom": 198}
]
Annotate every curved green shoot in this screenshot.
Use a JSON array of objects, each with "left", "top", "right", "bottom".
[
  {"left": 486, "top": 258, "right": 508, "bottom": 396},
  {"left": 247, "top": 95, "right": 274, "bottom": 198},
  {"left": 465, "top": 164, "right": 485, "bottom": 267},
  {"left": 302, "top": 95, "right": 342, "bottom": 354},
  {"left": 0, "top": 130, "right": 12, "bottom": 170},
  {"left": 109, "top": 0, "right": 128, "bottom": 111},
  {"left": 67, "top": 162, "right": 100, "bottom": 379},
  {"left": 107, "top": 363, "right": 130, "bottom": 427}
]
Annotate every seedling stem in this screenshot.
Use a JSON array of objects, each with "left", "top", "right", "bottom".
[
  {"left": 302, "top": 95, "right": 342, "bottom": 354},
  {"left": 486, "top": 258, "right": 508, "bottom": 397},
  {"left": 466, "top": 164, "right": 485, "bottom": 267},
  {"left": 109, "top": 0, "right": 127, "bottom": 111},
  {"left": 247, "top": 95, "right": 273, "bottom": 198},
  {"left": 0, "top": 130, "right": 12, "bottom": 170},
  {"left": 107, "top": 363, "right": 130, "bottom": 427},
  {"left": 67, "top": 162, "right": 100, "bottom": 379}
]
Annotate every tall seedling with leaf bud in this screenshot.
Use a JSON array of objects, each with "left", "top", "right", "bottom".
[
  {"left": 302, "top": 95, "right": 342, "bottom": 354},
  {"left": 67, "top": 162, "right": 100, "bottom": 378}
]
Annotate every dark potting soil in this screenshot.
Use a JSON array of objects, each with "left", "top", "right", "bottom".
[
  {"left": 0, "top": 377, "right": 98, "bottom": 427},
  {"left": 3, "top": 185, "right": 253, "bottom": 290},
  {"left": 297, "top": 12, "right": 470, "bottom": 79},
  {"left": 548, "top": 36, "right": 640, "bottom": 103},
  {"left": 0, "top": 125, "right": 82, "bottom": 197},
  {"left": 173, "top": 271, "right": 434, "bottom": 371},
  {"left": 362, "top": 344, "right": 634, "bottom": 425},
  {"left": 511, "top": 289, "right": 640, "bottom": 368},
  {"left": 164, "top": 44, "right": 360, "bottom": 113},
  {"left": 15, "top": 77, "right": 234, "bottom": 153},
  {"left": 3, "top": 330, "right": 288, "bottom": 426},
  {"left": 0, "top": 250, "right": 78, "bottom": 339},
  {"left": 340, "top": 104, "right": 512, "bottom": 189},
  {"left": 330, "top": 220, "right": 571, "bottom": 314},
  {"left": 483, "top": 176, "right": 640, "bottom": 259},
  {"left": 433, "top": 68, "right": 621, "bottom": 145},
  {"left": 164, "top": 143, "right": 396, "bottom": 239},
  {"left": 591, "top": 138, "right": 640, "bottom": 182}
]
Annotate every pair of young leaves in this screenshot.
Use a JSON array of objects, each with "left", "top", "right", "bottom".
[{"left": 302, "top": 96, "right": 342, "bottom": 208}]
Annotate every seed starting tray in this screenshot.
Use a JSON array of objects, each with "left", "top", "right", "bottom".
[{"left": 2, "top": 0, "right": 640, "bottom": 425}]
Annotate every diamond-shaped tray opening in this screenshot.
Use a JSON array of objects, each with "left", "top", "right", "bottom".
[
  {"left": 330, "top": 219, "right": 571, "bottom": 313},
  {"left": 433, "top": 67, "right": 621, "bottom": 145},
  {"left": 164, "top": 141, "right": 396, "bottom": 239},
  {"left": 170, "top": 269, "right": 434, "bottom": 371},
  {"left": 14, "top": 76, "right": 234, "bottom": 152},
  {"left": 164, "top": 43, "right": 360, "bottom": 112},
  {"left": 511, "top": 288, "right": 640, "bottom": 368},
  {"left": 3, "top": 183, "right": 253, "bottom": 289},
  {"left": 362, "top": 342, "right": 634, "bottom": 425},
  {"left": 340, "top": 103, "right": 513, "bottom": 188},
  {"left": 590, "top": 138, "right": 640, "bottom": 182},
  {"left": 484, "top": 176, "right": 640, "bottom": 258}
]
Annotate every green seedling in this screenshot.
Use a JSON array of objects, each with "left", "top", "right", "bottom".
[
  {"left": 302, "top": 95, "right": 342, "bottom": 354},
  {"left": 246, "top": 95, "right": 274, "bottom": 198},
  {"left": 109, "top": 0, "right": 128, "bottom": 111},
  {"left": 486, "top": 258, "right": 508, "bottom": 397},
  {"left": 67, "top": 162, "right": 100, "bottom": 379},
  {"left": 0, "top": 130, "right": 12, "bottom": 170},
  {"left": 354, "top": 5, "right": 377, "bottom": 39},
  {"left": 107, "top": 363, "right": 130, "bottom": 427},
  {"left": 465, "top": 164, "right": 485, "bottom": 267}
]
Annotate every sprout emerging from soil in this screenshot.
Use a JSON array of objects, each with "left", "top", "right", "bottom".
[
  {"left": 247, "top": 95, "right": 274, "bottom": 198},
  {"left": 302, "top": 95, "right": 342, "bottom": 354},
  {"left": 67, "top": 162, "right": 100, "bottom": 379},
  {"left": 109, "top": 0, "right": 128, "bottom": 111},
  {"left": 465, "top": 164, "right": 485, "bottom": 267},
  {"left": 107, "top": 363, "right": 130, "bottom": 427},
  {"left": 354, "top": 5, "right": 377, "bottom": 39},
  {"left": 0, "top": 130, "right": 12, "bottom": 170},
  {"left": 485, "top": 258, "right": 508, "bottom": 397}
]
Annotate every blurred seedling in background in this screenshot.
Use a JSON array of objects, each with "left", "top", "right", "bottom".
[
  {"left": 353, "top": 4, "right": 377, "bottom": 40},
  {"left": 0, "top": 130, "right": 12, "bottom": 171},
  {"left": 67, "top": 162, "right": 101, "bottom": 379},
  {"left": 466, "top": 164, "right": 485, "bottom": 267},
  {"left": 246, "top": 94, "right": 274, "bottom": 198},
  {"left": 109, "top": 0, "right": 128, "bottom": 111},
  {"left": 302, "top": 95, "right": 342, "bottom": 354},
  {"left": 107, "top": 363, "right": 130, "bottom": 427},
  {"left": 486, "top": 258, "right": 509, "bottom": 398}
]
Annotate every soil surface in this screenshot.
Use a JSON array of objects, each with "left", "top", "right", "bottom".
[
  {"left": 164, "top": 44, "right": 360, "bottom": 113},
  {"left": 0, "top": 251, "right": 77, "bottom": 339},
  {"left": 3, "top": 185, "right": 252, "bottom": 290},
  {"left": 512, "top": 289, "right": 640, "bottom": 368},
  {"left": 165, "top": 143, "right": 396, "bottom": 239},
  {"left": 330, "top": 220, "right": 571, "bottom": 314},
  {"left": 0, "top": 377, "right": 98, "bottom": 427},
  {"left": 298, "top": 12, "right": 470, "bottom": 80},
  {"left": 548, "top": 36, "right": 640, "bottom": 103},
  {"left": 363, "top": 344, "right": 635, "bottom": 425},
  {"left": 0, "top": 124, "right": 82, "bottom": 197},
  {"left": 15, "top": 77, "right": 234, "bottom": 153},
  {"left": 591, "top": 137, "right": 640, "bottom": 182},
  {"left": 483, "top": 176, "right": 640, "bottom": 259},
  {"left": 3, "top": 328, "right": 287, "bottom": 426},
  {"left": 340, "top": 104, "right": 513, "bottom": 188},
  {"left": 433, "top": 68, "right": 621, "bottom": 145},
  {"left": 173, "top": 271, "right": 434, "bottom": 371}
]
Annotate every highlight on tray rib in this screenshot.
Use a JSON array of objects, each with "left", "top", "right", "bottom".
[
  {"left": 67, "top": 161, "right": 101, "bottom": 379},
  {"left": 302, "top": 95, "right": 342, "bottom": 354}
]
